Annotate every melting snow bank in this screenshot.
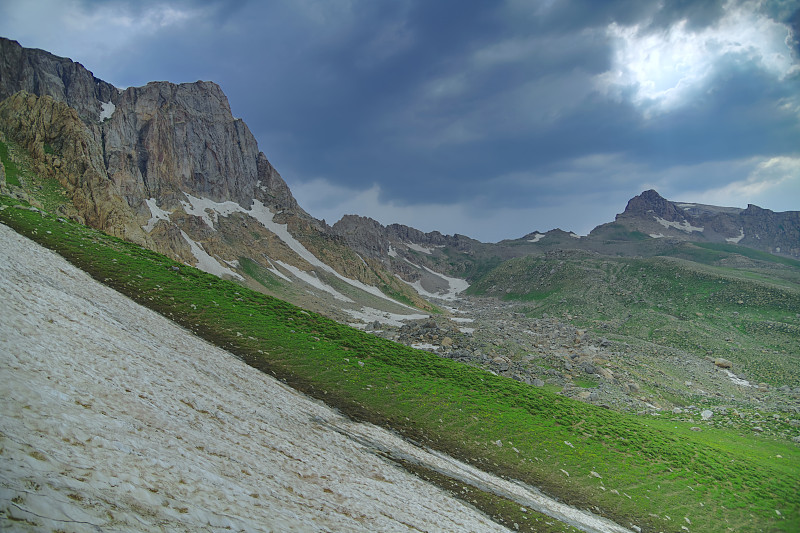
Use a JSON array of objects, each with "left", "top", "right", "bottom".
[
  {"left": 0, "top": 223, "right": 506, "bottom": 532},
  {"left": 99, "top": 100, "right": 115, "bottom": 121},
  {"left": 0, "top": 223, "right": 634, "bottom": 533},
  {"left": 724, "top": 369, "right": 754, "bottom": 387},
  {"left": 399, "top": 260, "right": 470, "bottom": 301},
  {"left": 726, "top": 228, "right": 745, "bottom": 244},
  {"left": 654, "top": 216, "right": 704, "bottom": 233},
  {"left": 180, "top": 229, "right": 244, "bottom": 280},
  {"left": 345, "top": 306, "right": 429, "bottom": 328},
  {"left": 178, "top": 194, "right": 411, "bottom": 307},
  {"left": 322, "top": 421, "right": 635, "bottom": 533}
]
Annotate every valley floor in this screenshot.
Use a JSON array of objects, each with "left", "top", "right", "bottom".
[{"left": 370, "top": 298, "right": 800, "bottom": 438}]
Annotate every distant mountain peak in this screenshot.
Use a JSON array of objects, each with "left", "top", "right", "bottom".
[
  {"left": 607, "top": 189, "right": 799, "bottom": 257},
  {"left": 618, "top": 189, "right": 683, "bottom": 222}
]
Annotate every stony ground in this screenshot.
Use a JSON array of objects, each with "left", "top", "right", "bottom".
[{"left": 367, "top": 297, "right": 800, "bottom": 442}]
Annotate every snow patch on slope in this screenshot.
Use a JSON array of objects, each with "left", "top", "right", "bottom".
[
  {"left": 263, "top": 256, "right": 292, "bottom": 282},
  {"left": 275, "top": 259, "right": 353, "bottom": 302},
  {"left": 654, "top": 216, "right": 704, "bottom": 233},
  {"left": 345, "top": 307, "right": 429, "bottom": 327},
  {"left": 402, "top": 277, "right": 441, "bottom": 300},
  {"left": 724, "top": 369, "right": 753, "bottom": 388},
  {"left": 422, "top": 265, "right": 469, "bottom": 300},
  {"left": 407, "top": 242, "right": 433, "bottom": 254},
  {"left": 180, "top": 230, "right": 243, "bottom": 280},
  {"left": 0, "top": 223, "right": 512, "bottom": 533},
  {"left": 99, "top": 101, "right": 115, "bottom": 121},
  {"left": 178, "top": 194, "right": 409, "bottom": 306},
  {"left": 528, "top": 233, "right": 546, "bottom": 243},
  {"left": 181, "top": 193, "right": 244, "bottom": 230},
  {"left": 397, "top": 258, "right": 469, "bottom": 302},
  {"left": 412, "top": 342, "right": 440, "bottom": 351},
  {"left": 142, "top": 198, "right": 172, "bottom": 232},
  {"left": 726, "top": 228, "right": 745, "bottom": 244},
  {"left": 248, "top": 200, "right": 409, "bottom": 306}
]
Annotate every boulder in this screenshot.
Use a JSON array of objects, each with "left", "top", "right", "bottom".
[
  {"left": 713, "top": 358, "right": 733, "bottom": 369},
  {"left": 596, "top": 367, "right": 614, "bottom": 380}
]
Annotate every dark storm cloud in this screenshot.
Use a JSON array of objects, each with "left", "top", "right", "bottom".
[
  {"left": 1, "top": 0, "right": 797, "bottom": 241},
  {"left": 648, "top": 0, "right": 728, "bottom": 29}
]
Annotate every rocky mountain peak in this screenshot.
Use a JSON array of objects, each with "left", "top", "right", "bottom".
[
  {"left": 102, "top": 77, "right": 300, "bottom": 213},
  {"left": 331, "top": 215, "right": 391, "bottom": 257},
  {"left": 618, "top": 189, "right": 683, "bottom": 222},
  {"left": 0, "top": 38, "right": 300, "bottom": 216},
  {"left": 603, "top": 189, "right": 800, "bottom": 258}
]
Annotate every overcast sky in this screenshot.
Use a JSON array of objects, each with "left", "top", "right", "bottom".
[{"left": 1, "top": 0, "right": 798, "bottom": 241}]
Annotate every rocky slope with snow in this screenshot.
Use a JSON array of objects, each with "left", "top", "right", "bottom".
[
  {"left": 0, "top": 37, "right": 117, "bottom": 124},
  {"left": 0, "top": 37, "right": 436, "bottom": 321}
]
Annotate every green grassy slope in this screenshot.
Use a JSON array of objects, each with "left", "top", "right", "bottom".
[
  {"left": 466, "top": 249, "right": 800, "bottom": 388},
  {"left": 0, "top": 139, "right": 23, "bottom": 187},
  {"left": 2, "top": 197, "right": 799, "bottom": 533}
]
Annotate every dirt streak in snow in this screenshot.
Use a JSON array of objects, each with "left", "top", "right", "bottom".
[{"left": 0, "top": 223, "right": 633, "bottom": 533}]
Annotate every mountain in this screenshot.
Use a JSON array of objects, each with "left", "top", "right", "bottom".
[
  {"left": 0, "top": 37, "right": 436, "bottom": 320},
  {"left": 590, "top": 189, "right": 800, "bottom": 258},
  {"left": 3, "top": 38, "right": 800, "bottom": 533},
  {"left": 1, "top": 37, "right": 797, "bottom": 325}
]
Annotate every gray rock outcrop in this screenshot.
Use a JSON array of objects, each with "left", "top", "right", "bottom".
[
  {"left": 102, "top": 80, "right": 300, "bottom": 213},
  {"left": 0, "top": 37, "right": 117, "bottom": 123}
]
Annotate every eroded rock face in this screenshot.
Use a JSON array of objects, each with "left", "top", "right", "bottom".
[
  {"left": 102, "top": 80, "right": 299, "bottom": 213},
  {"left": 0, "top": 38, "right": 302, "bottom": 223},
  {"left": 621, "top": 189, "right": 686, "bottom": 223},
  {"left": 0, "top": 37, "right": 117, "bottom": 123},
  {"left": 0, "top": 91, "right": 149, "bottom": 244}
]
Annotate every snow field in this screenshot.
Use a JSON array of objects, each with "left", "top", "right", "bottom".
[{"left": 0, "top": 222, "right": 510, "bottom": 532}]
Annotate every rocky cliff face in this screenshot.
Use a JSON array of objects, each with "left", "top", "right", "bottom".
[
  {"left": 0, "top": 91, "right": 149, "bottom": 244},
  {"left": 0, "top": 38, "right": 299, "bottom": 217},
  {"left": 0, "top": 38, "right": 117, "bottom": 123},
  {"left": 332, "top": 215, "right": 478, "bottom": 264},
  {"left": 330, "top": 214, "right": 483, "bottom": 288},
  {"left": 102, "top": 80, "right": 299, "bottom": 213},
  {"left": 0, "top": 39, "right": 434, "bottom": 318}
]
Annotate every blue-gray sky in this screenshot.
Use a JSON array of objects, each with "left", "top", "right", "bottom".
[{"left": 1, "top": 0, "right": 798, "bottom": 242}]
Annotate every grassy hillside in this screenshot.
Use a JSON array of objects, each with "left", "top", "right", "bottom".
[
  {"left": 466, "top": 248, "right": 800, "bottom": 388},
  {"left": 2, "top": 196, "right": 799, "bottom": 533}
]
